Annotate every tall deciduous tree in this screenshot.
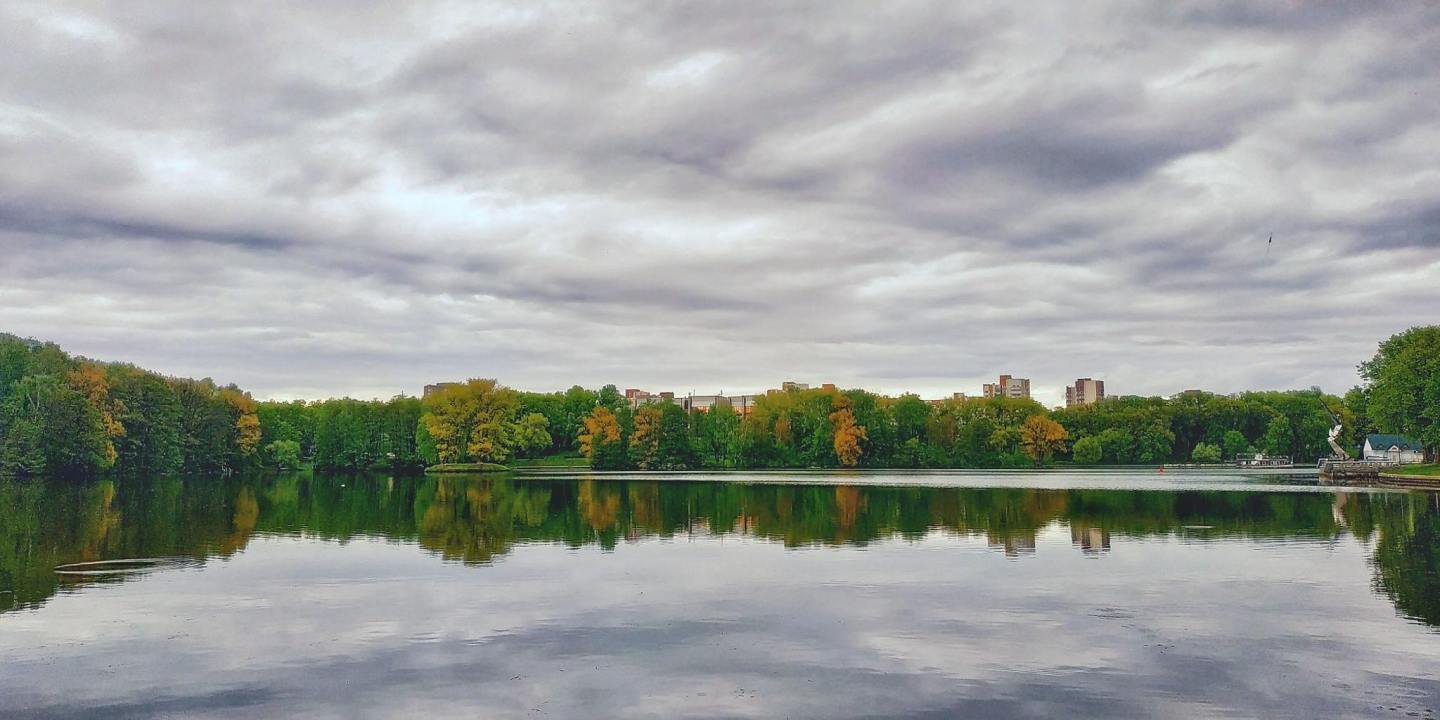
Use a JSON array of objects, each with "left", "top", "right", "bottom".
[
  {"left": 1360, "top": 326, "right": 1440, "bottom": 462},
  {"left": 580, "top": 406, "right": 627, "bottom": 469},
  {"left": 420, "top": 379, "right": 521, "bottom": 464},
  {"left": 1072, "top": 435, "right": 1102, "bottom": 465},
  {"left": 1019, "top": 415, "right": 1068, "bottom": 467},
  {"left": 831, "top": 407, "right": 867, "bottom": 467}
]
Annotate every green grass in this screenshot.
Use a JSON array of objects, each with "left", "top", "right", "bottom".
[
  {"left": 1382, "top": 463, "right": 1440, "bottom": 477},
  {"left": 508, "top": 454, "right": 589, "bottom": 468},
  {"left": 424, "top": 462, "right": 511, "bottom": 474}
]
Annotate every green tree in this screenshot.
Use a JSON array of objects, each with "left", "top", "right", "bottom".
[
  {"left": 512, "top": 413, "right": 553, "bottom": 458},
  {"left": 0, "top": 375, "right": 112, "bottom": 477},
  {"left": 1135, "top": 422, "right": 1174, "bottom": 464},
  {"left": 265, "top": 440, "right": 302, "bottom": 469},
  {"left": 892, "top": 394, "right": 931, "bottom": 445},
  {"left": 1221, "top": 430, "right": 1248, "bottom": 460},
  {"left": 1359, "top": 326, "right": 1440, "bottom": 461},
  {"left": 1072, "top": 435, "right": 1102, "bottom": 465},
  {"left": 1191, "top": 442, "right": 1221, "bottom": 464},
  {"left": 654, "top": 403, "right": 696, "bottom": 469},
  {"left": 1262, "top": 416, "right": 1293, "bottom": 458},
  {"left": 109, "top": 368, "right": 183, "bottom": 476}
]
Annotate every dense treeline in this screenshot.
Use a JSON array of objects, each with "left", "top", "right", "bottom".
[
  {"left": 4, "top": 325, "right": 1435, "bottom": 476},
  {"left": 0, "top": 334, "right": 260, "bottom": 478},
  {"left": 254, "top": 380, "right": 607, "bottom": 471},
  {"left": 5, "top": 474, "right": 1436, "bottom": 625},
  {"left": 575, "top": 384, "right": 1360, "bottom": 470}
]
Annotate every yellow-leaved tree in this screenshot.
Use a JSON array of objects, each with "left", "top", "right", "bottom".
[
  {"left": 66, "top": 363, "right": 125, "bottom": 468},
  {"left": 830, "top": 407, "right": 867, "bottom": 467},
  {"left": 629, "top": 406, "right": 663, "bottom": 469},
  {"left": 1019, "top": 415, "right": 1068, "bottom": 467},
  {"left": 220, "top": 388, "right": 262, "bottom": 457},
  {"left": 579, "top": 406, "right": 626, "bottom": 469},
  {"left": 421, "top": 379, "right": 520, "bottom": 464}
]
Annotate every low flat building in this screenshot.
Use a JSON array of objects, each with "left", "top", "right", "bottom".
[
  {"left": 688, "top": 394, "right": 761, "bottom": 415},
  {"left": 631, "top": 391, "right": 760, "bottom": 415},
  {"left": 1065, "top": 378, "right": 1106, "bottom": 407},
  {"left": 630, "top": 390, "right": 679, "bottom": 409},
  {"left": 1362, "top": 434, "right": 1425, "bottom": 464},
  {"left": 983, "top": 375, "right": 1031, "bottom": 400}
]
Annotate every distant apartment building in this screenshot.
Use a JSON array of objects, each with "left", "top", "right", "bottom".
[
  {"left": 423, "top": 382, "right": 461, "bottom": 398},
  {"left": 687, "top": 394, "right": 761, "bottom": 415},
  {"left": 777, "top": 381, "right": 839, "bottom": 393},
  {"left": 1065, "top": 378, "right": 1106, "bottom": 407},
  {"left": 982, "top": 375, "right": 1031, "bottom": 400},
  {"left": 928, "top": 392, "right": 970, "bottom": 408},
  {"left": 627, "top": 389, "right": 672, "bottom": 408},
  {"left": 628, "top": 390, "right": 759, "bottom": 416}
]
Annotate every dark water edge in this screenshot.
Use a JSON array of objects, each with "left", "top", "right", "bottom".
[{"left": 2, "top": 471, "right": 1438, "bottom": 719}]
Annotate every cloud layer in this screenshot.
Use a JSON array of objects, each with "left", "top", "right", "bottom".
[{"left": 2, "top": 1, "right": 1437, "bottom": 403}]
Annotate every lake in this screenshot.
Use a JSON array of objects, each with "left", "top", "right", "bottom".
[{"left": 2, "top": 469, "right": 1438, "bottom": 719}]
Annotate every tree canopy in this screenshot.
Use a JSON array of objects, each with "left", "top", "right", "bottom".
[{"left": 1359, "top": 326, "right": 1440, "bottom": 461}]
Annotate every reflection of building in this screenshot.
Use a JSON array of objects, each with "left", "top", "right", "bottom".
[
  {"left": 989, "top": 531, "right": 1037, "bottom": 557},
  {"left": 423, "top": 382, "right": 461, "bottom": 397},
  {"left": 983, "top": 375, "right": 1031, "bottom": 400},
  {"left": 1363, "top": 434, "right": 1425, "bottom": 464},
  {"left": 1065, "top": 378, "right": 1106, "bottom": 407},
  {"left": 1070, "top": 523, "right": 1111, "bottom": 554}
]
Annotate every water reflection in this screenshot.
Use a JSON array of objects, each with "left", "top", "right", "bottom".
[{"left": 3, "top": 472, "right": 1437, "bottom": 628}]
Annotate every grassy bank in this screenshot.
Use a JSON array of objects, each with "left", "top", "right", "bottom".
[
  {"left": 1382, "top": 464, "right": 1440, "bottom": 477},
  {"left": 425, "top": 463, "right": 510, "bottom": 474},
  {"left": 508, "top": 454, "right": 589, "bottom": 468}
]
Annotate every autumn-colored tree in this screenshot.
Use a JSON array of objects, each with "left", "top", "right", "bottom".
[
  {"left": 629, "top": 406, "right": 663, "bottom": 469},
  {"left": 831, "top": 407, "right": 867, "bottom": 467},
  {"left": 66, "top": 363, "right": 125, "bottom": 466},
  {"left": 421, "top": 378, "right": 521, "bottom": 463},
  {"left": 1019, "top": 415, "right": 1068, "bottom": 467},
  {"left": 580, "top": 406, "right": 627, "bottom": 469},
  {"left": 221, "top": 388, "right": 262, "bottom": 458},
  {"left": 580, "top": 406, "right": 620, "bottom": 456}
]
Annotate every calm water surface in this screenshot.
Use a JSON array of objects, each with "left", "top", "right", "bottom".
[{"left": 2, "top": 470, "right": 1438, "bottom": 719}]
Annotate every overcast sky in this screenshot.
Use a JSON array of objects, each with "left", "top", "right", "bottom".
[{"left": 1, "top": 2, "right": 1436, "bottom": 405}]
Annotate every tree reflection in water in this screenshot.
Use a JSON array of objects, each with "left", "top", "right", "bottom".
[{"left": 2, "top": 474, "right": 1437, "bottom": 627}]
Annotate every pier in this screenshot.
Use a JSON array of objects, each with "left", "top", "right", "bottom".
[{"left": 1318, "top": 459, "right": 1395, "bottom": 483}]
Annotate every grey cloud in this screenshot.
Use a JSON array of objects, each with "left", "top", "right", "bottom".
[{"left": 1, "top": 0, "right": 1437, "bottom": 402}]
